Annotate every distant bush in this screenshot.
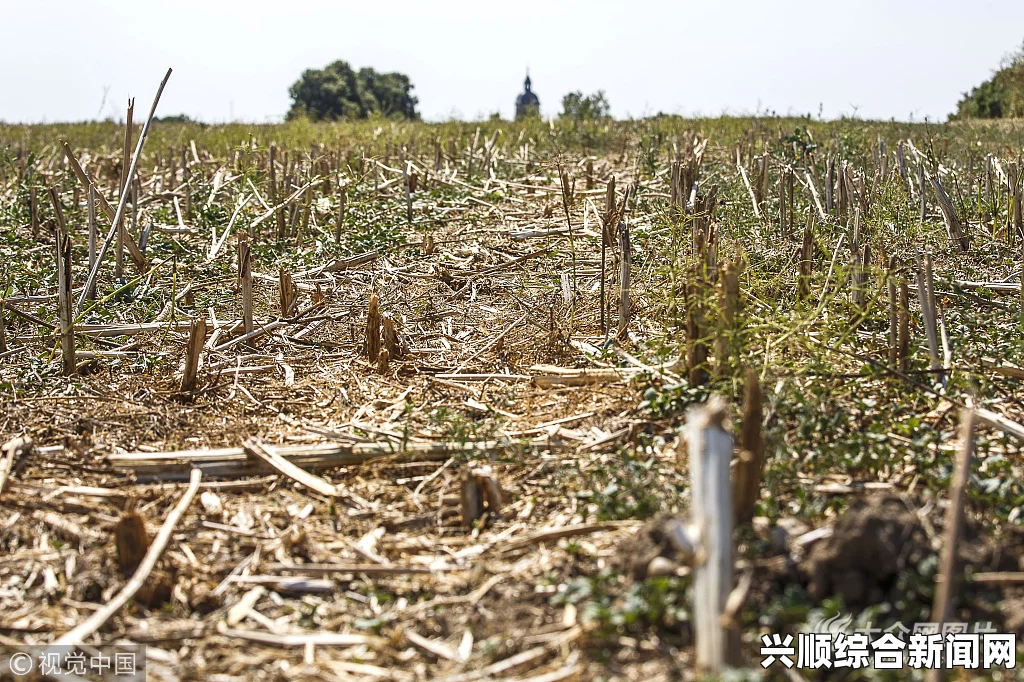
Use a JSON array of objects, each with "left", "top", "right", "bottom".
[
  {"left": 560, "top": 91, "right": 611, "bottom": 122},
  {"left": 155, "top": 114, "right": 194, "bottom": 123},
  {"left": 287, "top": 61, "right": 418, "bottom": 122},
  {"left": 952, "top": 42, "right": 1024, "bottom": 119}
]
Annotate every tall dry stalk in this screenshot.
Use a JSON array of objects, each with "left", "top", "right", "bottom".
[
  {"left": 403, "top": 162, "right": 413, "bottom": 224},
  {"left": 79, "top": 67, "right": 172, "bottom": 308},
  {"left": 238, "top": 235, "right": 252, "bottom": 335},
  {"left": 917, "top": 252, "right": 941, "bottom": 374},
  {"left": 279, "top": 268, "right": 297, "bottom": 318},
  {"left": 1011, "top": 161, "right": 1023, "bottom": 240},
  {"left": 887, "top": 256, "right": 898, "bottom": 365},
  {"left": 797, "top": 211, "right": 814, "bottom": 301},
  {"left": 686, "top": 279, "right": 708, "bottom": 386},
  {"left": 182, "top": 146, "right": 192, "bottom": 218},
  {"left": 600, "top": 177, "right": 616, "bottom": 333},
  {"left": 180, "top": 318, "right": 207, "bottom": 394},
  {"left": 715, "top": 260, "right": 741, "bottom": 379},
  {"left": 898, "top": 278, "right": 910, "bottom": 372},
  {"left": 617, "top": 223, "right": 631, "bottom": 340},
  {"left": 336, "top": 188, "right": 347, "bottom": 243},
  {"left": 86, "top": 185, "right": 97, "bottom": 300},
  {"left": 365, "top": 294, "right": 381, "bottom": 362},
  {"left": 558, "top": 165, "right": 578, "bottom": 303},
  {"left": 382, "top": 316, "right": 403, "bottom": 359},
  {"left": 929, "top": 174, "right": 969, "bottom": 252},
  {"left": 927, "top": 408, "right": 976, "bottom": 682},
  {"left": 29, "top": 186, "right": 38, "bottom": 239},
  {"left": 51, "top": 187, "right": 75, "bottom": 376},
  {"left": 732, "top": 370, "right": 764, "bottom": 526},
  {"left": 116, "top": 99, "right": 134, "bottom": 278},
  {"left": 688, "top": 396, "right": 734, "bottom": 673}
]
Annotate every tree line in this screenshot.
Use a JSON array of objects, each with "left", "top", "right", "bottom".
[
  {"left": 287, "top": 60, "right": 611, "bottom": 122},
  {"left": 953, "top": 42, "right": 1024, "bottom": 120}
]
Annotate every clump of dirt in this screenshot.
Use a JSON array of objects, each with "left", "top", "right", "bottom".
[
  {"left": 801, "top": 495, "right": 931, "bottom": 607},
  {"left": 615, "top": 513, "right": 691, "bottom": 580},
  {"left": 473, "top": 579, "right": 557, "bottom": 640},
  {"left": 797, "top": 494, "right": 1024, "bottom": 633}
]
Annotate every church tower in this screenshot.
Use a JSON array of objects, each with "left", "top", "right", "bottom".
[{"left": 515, "top": 73, "right": 540, "bottom": 120}]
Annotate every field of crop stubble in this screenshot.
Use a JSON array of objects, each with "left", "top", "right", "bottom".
[{"left": 3, "top": 99, "right": 1024, "bottom": 680}]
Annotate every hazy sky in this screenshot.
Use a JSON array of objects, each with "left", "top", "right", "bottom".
[{"left": 3, "top": 0, "right": 1023, "bottom": 124}]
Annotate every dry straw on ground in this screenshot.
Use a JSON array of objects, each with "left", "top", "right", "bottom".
[{"left": 4, "top": 97, "right": 1024, "bottom": 679}]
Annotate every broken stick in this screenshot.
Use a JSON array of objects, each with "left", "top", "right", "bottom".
[
  {"left": 245, "top": 440, "right": 341, "bottom": 498},
  {"left": 78, "top": 67, "right": 172, "bottom": 309},
  {"left": 50, "top": 467, "right": 201, "bottom": 648},
  {"left": 927, "top": 408, "right": 976, "bottom": 682},
  {"left": 689, "top": 396, "right": 735, "bottom": 673}
]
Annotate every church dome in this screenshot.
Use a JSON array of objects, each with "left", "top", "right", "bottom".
[{"left": 515, "top": 74, "right": 540, "bottom": 120}]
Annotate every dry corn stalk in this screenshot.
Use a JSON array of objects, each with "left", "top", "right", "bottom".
[
  {"left": 116, "top": 99, "right": 134, "bottom": 278},
  {"left": 460, "top": 469, "right": 483, "bottom": 528},
  {"left": 825, "top": 157, "right": 835, "bottom": 213},
  {"left": 365, "top": 294, "right": 381, "bottom": 362},
  {"left": 382, "top": 316, "right": 403, "bottom": 359},
  {"left": 618, "top": 223, "right": 631, "bottom": 339},
  {"left": 929, "top": 408, "right": 976, "bottom": 644},
  {"left": 335, "top": 188, "right": 346, "bottom": 242},
  {"left": 929, "top": 174, "right": 969, "bottom": 252},
  {"left": 460, "top": 465, "right": 504, "bottom": 528},
  {"left": 715, "top": 260, "right": 741, "bottom": 379},
  {"left": 686, "top": 279, "right": 708, "bottom": 386},
  {"left": 852, "top": 243, "right": 871, "bottom": 308},
  {"left": 180, "top": 318, "right": 207, "bottom": 394},
  {"left": 897, "top": 142, "right": 910, "bottom": 194},
  {"left": 754, "top": 153, "right": 767, "bottom": 214},
  {"left": 688, "top": 395, "right": 734, "bottom": 673},
  {"left": 603, "top": 177, "right": 617, "bottom": 247},
  {"left": 296, "top": 189, "right": 312, "bottom": 246},
  {"left": 797, "top": 212, "right": 814, "bottom": 300},
  {"left": 279, "top": 268, "right": 298, "bottom": 318},
  {"left": 51, "top": 188, "right": 75, "bottom": 376},
  {"left": 86, "top": 185, "right": 97, "bottom": 300},
  {"left": 115, "top": 503, "right": 150, "bottom": 575},
  {"left": 898, "top": 278, "right": 910, "bottom": 372},
  {"left": 887, "top": 256, "right": 898, "bottom": 366},
  {"left": 238, "top": 234, "right": 252, "bottom": 335},
  {"left": 29, "top": 186, "right": 38, "bottom": 239},
  {"left": 376, "top": 347, "right": 390, "bottom": 373},
  {"left": 182, "top": 147, "right": 192, "bottom": 217},
  {"left": 558, "top": 166, "right": 578, "bottom": 300},
  {"left": 732, "top": 370, "right": 764, "bottom": 526},
  {"left": 916, "top": 253, "right": 941, "bottom": 374},
  {"left": 1010, "top": 161, "right": 1023, "bottom": 241},
  {"left": 404, "top": 163, "right": 413, "bottom": 224},
  {"left": 778, "top": 169, "right": 788, "bottom": 240},
  {"left": 0, "top": 436, "right": 32, "bottom": 497},
  {"left": 601, "top": 177, "right": 617, "bottom": 332}
]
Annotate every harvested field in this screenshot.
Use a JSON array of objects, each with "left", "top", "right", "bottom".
[{"left": 3, "top": 108, "right": 1024, "bottom": 680}]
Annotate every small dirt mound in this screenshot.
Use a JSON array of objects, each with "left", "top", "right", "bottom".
[
  {"left": 801, "top": 495, "right": 931, "bottom": 607},
  {"left": 798, "top": 494, "right": 1024, "bottom": 633},
  {"left": 615, "top": 513, "right": 691, "bottom": 580}
]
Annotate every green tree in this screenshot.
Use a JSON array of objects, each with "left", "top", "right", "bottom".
[
  {"left": 287, "top": 61, "right": 418, "bottom": 121},
  {"left": 952, "top": 42, "right": 1024, "bottom": 120},
  {"left": 155, "top": 114, "right": 193, "bottom": 123},
  {"left": 560, "top": 90, "right": 611, "bottom": 122}
]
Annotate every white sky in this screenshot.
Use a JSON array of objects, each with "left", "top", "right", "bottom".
[{"left": 3, "top": 0, "right": 1023, "bottom": 124}]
